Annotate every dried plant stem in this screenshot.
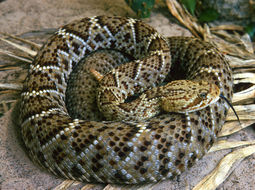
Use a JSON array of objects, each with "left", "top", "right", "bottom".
[
  {"left": 0, "top": 83, "right": 23, "bottom": 91},
  {"left": 0, "top": 32, "right": 41, "bottom": 50},
  {"left": 0, "top": 36, "right": 37, "bottom": 57},
  {"left": 166, "top": 0, "right": 209, "bottom": 39},
  {"left": 193, "top": 144, "right": 255, "bottom": 190}
]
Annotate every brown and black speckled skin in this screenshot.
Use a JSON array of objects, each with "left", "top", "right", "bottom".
[{"left": 20, "top": 16, "right": 233, "bottom": 184}]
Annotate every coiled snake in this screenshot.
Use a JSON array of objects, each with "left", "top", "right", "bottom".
[{"left": 20, "top": 16, "right": 233, "bottom": 184}]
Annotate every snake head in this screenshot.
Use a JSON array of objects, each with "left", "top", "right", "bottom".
[{"left": 160, "top": 80, "right": 220, "bottom": 113}]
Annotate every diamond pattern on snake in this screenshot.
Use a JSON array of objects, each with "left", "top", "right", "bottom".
[{"left": 20, "top": 16, "right": 233, "bottom": 184}]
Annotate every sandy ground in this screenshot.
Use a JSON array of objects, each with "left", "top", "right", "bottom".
[{"left": 0, "top": 0, "right": 255, "bottom": 189}]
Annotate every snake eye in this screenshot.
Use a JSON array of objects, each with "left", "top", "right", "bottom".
[{"left": 199, "top": 91, "right": 208, "bottom": 99}]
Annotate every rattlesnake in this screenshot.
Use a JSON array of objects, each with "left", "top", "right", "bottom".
[{"left": 20, "top": 16, "right": 233, "bottom": 184}]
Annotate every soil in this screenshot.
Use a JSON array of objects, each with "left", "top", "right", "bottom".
[{"left": 0, "top": 0, "right": 254, "bottom": 189}]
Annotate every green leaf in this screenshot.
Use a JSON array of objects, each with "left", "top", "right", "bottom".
[
  {"left": 125, "top": 0, "right": 155, "bottom": 18},
  {"left": 180, "top": 0, "right": 196, "bottom": 15},
  {"left": 198, "top": 8, "right": 219, "bottom": 22},
  {"left": 245, "top": 23, "right": 255, "bottom": 40}
]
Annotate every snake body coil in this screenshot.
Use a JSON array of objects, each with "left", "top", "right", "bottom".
[{"left": 20, "top": 16, "right": 233, "bottom": 184}]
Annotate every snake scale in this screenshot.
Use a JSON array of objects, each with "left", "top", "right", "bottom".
[{"left": 20, "top": 16, "right": 233, "bottom": 184}]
